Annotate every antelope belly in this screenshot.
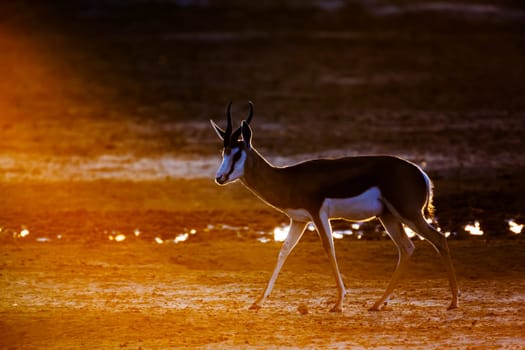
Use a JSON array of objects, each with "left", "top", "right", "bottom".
[
  {"left": 321, "top": 186, "right": 383, "bottom": 220},
  {"left": 284, "top": 208, "right": 312, "bottom": 222}
]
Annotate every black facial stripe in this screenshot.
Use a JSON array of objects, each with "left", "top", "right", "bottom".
[{"left": 225, "top": 149, "right": 243, "bottom": 179}]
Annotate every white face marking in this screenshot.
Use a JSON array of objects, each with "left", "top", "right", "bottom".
[
  {"left": 321, "top": 187, "right": 383, "bottom": 221},
  {"left": 215, "top": 147, "right": 247, "bottom": 184}
]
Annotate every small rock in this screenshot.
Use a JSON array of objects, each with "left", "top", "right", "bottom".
[{"left": 297, "top": 304, "right": 309, "bottom": 315}]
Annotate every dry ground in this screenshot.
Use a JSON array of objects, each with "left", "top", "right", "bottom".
[{"left": 1, "top": 239, "right": 525, "bottom": 349}]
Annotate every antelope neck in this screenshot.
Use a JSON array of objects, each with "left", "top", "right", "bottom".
[{"left": 240, "top": 148, "right": 290, "bottom": 209}]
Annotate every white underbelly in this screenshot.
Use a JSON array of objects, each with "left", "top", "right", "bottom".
[
  {"left": 284, "top": 208, "right": 312, "bottom": 222},
  {"left": 282, "top": 187, "right": 383, "bottom": 222},
  {"left": 321, "top": 186, "right": 383, "bottom": 221}
]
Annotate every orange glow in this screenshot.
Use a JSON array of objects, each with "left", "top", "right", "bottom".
[
  {"left": 114, "top": 234, "right": 126, "bottom": 242},
  {"left": 508, "top": 219, "right": 523, "bottom": 235},
  {"left": 332, "top": 231, "right": 344, "bottom": 239},
  {"left": 0, "top": 25, "right": 66, "bottom": 123},
  {"left": 257, "top": 237, "right": 272, "bottom": 244},
  {"left": 273, "top": 225, "right": 289, "bottom": 242},
  {"left": 403, "top": 225, "right": 417, "bottom": 239},
  {"left": 174, "top": 233, "right": 189, "bottom": 243},
  {"left": 19, "top": 228, "right": 30, "bottom": 238},
  {"left": 464, "top": 221, "right": 484, "bottom": 236}
]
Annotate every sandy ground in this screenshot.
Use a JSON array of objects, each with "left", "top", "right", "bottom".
[{"left": 2, "top": 239, "right": 525, "bottom": 349}]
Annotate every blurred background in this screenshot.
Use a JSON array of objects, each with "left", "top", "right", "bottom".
[{"left": 0, "top": 0, "right": 524, "bottom": 240}]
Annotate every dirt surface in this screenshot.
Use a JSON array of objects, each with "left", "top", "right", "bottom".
[
  {"left": 2, "top": 239, "right": 525, "bottom": 349},
  {"left": 1, "top": 1, "right": 525, "bottom": 348}
]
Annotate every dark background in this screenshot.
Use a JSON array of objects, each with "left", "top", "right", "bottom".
[{"left": 1, "top": 0, "right": 524, "bottom": 238}]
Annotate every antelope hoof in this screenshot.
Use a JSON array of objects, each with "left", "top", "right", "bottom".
[
  {"left": 249, "top": 302, "right": 262, "bottom": 311},
  {"left": 330, "top": 304, "right": 343, "bottom": 313},
  {"left": 447, "top": 302, "right": 459, "bottom": 310},
  {"left": 368, "top": 301, "right": 387, "bottom": 311}
]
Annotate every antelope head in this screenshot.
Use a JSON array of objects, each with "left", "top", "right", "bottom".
[{"left": 211, "top": 101, "right": 254, "bottom": 185}]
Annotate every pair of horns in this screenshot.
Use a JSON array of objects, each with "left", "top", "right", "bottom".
[{"left": 212, "top": 101, "right": 253, "bottom": 147}]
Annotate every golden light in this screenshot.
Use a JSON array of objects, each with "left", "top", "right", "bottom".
[
  {"left": 114, "top": 234, "right": 126, "bottom": 242},
  {"left": 257, "top": 237, "right": 271, "bottom": 244},
  {"left": 351, "top": 223, "right": 361, "bottom": 230},
  {"left": 134, "top": 229, "right": 141, "bottom": 237},
  {"left": 273, "top": 225, "right": 290, "bottom": 242},
  {"left": 19, "top": 228, "right": 30, "bottom": 238},
  {"left": 174, "top": 233, "right": 189, "bottom": 243},
  {"left": 508, "top": 219, "right": 523, "bottom": 235},
  {"left": 154, "top": 237, "right": 164, "bottom": 244},
  {"left": 332, "top": 231, "right": 344, "bottom": 239},
  {"left": 464, "top": 221, "right": 484, "bottom": 236},
  {"left": 307, "top": 223, "right": 316, "bottom": 231},
  {"left": 333, "top": 230, "right": 352, "bottom": 239},
  {"left": 403, "top": 225, "right": 417, "bottom": 238}
]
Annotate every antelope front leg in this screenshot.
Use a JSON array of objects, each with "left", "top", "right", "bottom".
[
  {"left": 249, "top": 220, "right": 307, "bottom": 310},
  {"left": 313, "top": 213, "right": 347, "bottom": 312}
]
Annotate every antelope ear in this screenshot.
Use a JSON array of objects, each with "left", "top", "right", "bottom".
[
  {"left": 245, "top": 101, "right": 254, "bottom": 124},
  {"left": 210, "top": 119, "right": 226, "bottom": 141},
  {"left": 231, "top": 127, "right": 242, "bottom": 144},
  {"left": 241, "top": 120, "right": 252, "bottom": 150}
]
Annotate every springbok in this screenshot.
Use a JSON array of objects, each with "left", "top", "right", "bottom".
[{"left": 211, "top": 102, "right": 459, "bottom": 312}]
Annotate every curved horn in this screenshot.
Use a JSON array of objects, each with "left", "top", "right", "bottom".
[
  {"left": 245, "top": 101, "right": 254, "bottom": 124},
  {"left": 229, "top": 101, "right": 253, "bottom": 144},
  {"left": 224, "top": 101, "right": 233, "bottom": 146}
]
